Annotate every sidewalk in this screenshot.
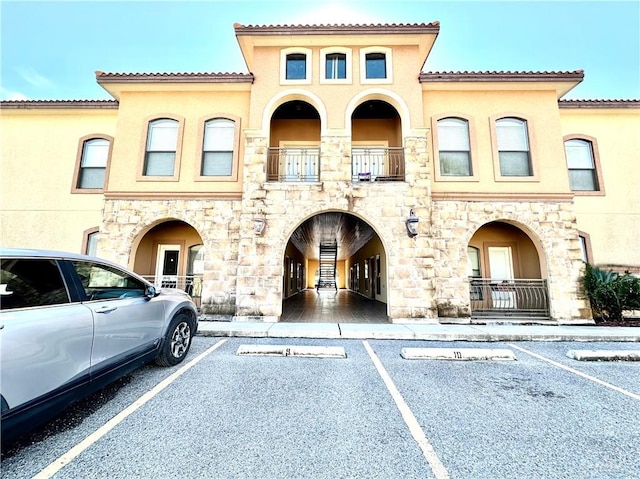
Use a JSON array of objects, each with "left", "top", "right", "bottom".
[{"left": 197, "top": 320, "right": 640, "bottom": 342}]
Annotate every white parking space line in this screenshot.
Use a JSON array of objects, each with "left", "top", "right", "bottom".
[
  {"left": 31, "top": 339, "right": 228, "bottom": 479},
  {"left": 363, "top": 341, "right": 450, "bottom": 479},
  {"left": 508, "top": 343, "right": 640, "bottom": 401}
]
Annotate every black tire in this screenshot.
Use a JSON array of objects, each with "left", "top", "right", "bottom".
[{"left": 155, "top": 313, "right": 194, "bottom": 367}]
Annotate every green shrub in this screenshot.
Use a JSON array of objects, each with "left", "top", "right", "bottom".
[{"left": 582, "top": 264, "right": 640, "bottom": 321}]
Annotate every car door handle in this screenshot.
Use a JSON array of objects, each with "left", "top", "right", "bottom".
[{"left": 96, "top": 306, "right": 117, "bottom": 314}]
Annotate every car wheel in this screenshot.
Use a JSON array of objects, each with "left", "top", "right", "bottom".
[{"left": 155, "top": 313, "right": 193, "bottom": 367}]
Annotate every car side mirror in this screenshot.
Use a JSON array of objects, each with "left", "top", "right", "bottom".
[{"left": 145, "top": 285, "right": 158, "bottom": 298}]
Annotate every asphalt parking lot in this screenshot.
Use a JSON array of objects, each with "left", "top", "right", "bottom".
[{"left": 2, "top": 336, "right": 639, "bottom": 479}]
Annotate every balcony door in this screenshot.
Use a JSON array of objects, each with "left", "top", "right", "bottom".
[
  {"left": 488, "top": 246, "right": 515, "bottom": 308},
  {"left": 155, "top": 244, "right": 180, "bottom": 287}
]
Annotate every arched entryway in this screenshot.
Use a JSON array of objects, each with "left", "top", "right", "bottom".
[
  {"left": 281, "top": 212, "right": 389, "bottom": 323},
  {"left": 351, "top": 100, "right": 404, "bottom": 182},
  {"left": 132, "top": 220, "right": 204, "bottom": 308},
  {"left": 268, "top": 100, "right": 321, "bottom": 182},
  {"left": 467, "top": 221, "right": 549, "bottom": 318}
]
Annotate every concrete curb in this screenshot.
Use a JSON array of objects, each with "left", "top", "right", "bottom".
[
  {"left": 236, "top": 344, "right": 347, "bottom": 358},
  {"left": 566, "top": 349, "right": 640, "bottom": 361},
  {"left": 197, "top": 322, "right": 640, "bottom": 342},
  {"left": 400, "top": 347, "right": 517, "bottom": 361}
]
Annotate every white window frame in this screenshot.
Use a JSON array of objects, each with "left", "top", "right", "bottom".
[
  {"left": 490, "top": 114, "right": 539, "bottom": 182},
  {"left": 201, "top": 118, "right": 235, "bottom": 177},
  {"left": 320, "top": 47, "right": 352, "bottom": 84},
  {"left": 140, "top": 117, "right": 183, "bottom": 181},
  {"left": 563, "top": 135, "right": 604, "bottom": 195},
  {"left": 280, "top": 47, "right": 312, "bottom": 85},
  {"left": 360, "top": 46, "right": 393, "bottom": 84}
]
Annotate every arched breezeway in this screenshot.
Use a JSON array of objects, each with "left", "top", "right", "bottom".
[{"left": 280, "top": 211, "right": 389, "bottom": 323}]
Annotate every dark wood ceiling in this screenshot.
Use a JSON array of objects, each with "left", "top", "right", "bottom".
[{"left": 288, "top": 212, "right": 377, "bottom": 260}]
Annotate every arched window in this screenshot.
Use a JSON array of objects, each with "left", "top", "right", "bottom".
[
  {"left": 565, "top": 138, "right": 599, "bottom": 191},
  {"left": 202, "top": 119, "right": 235, "bottom": 176},
  {"left": 437, "top": 118, "right": 471, "bottom": 176},
  {"left": 144, "top": 119, "right": 179, "bottom": 176},
  {"left": 495, "top": 118, "right": 531, "bottom": 176}
]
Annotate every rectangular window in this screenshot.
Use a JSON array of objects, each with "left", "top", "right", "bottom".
[
  {"left": 325, "top": 53, "right": 346, "bottom": 79},
  {"left": 144, "top": 119, "right": 178, "bottom": 176},
  {"left": 202, "top": 119, "right": 235, "bottom": 176},
  {"left": 496, "top": 118, "right": 531, "bottom": 176},
  {"left": 438, "top": 118, "right": 471, "bottom": 176},
  {"left": 286, "top": 54, "right": 306, "bottom": 80},
  {"left": 565, "top": 139, "right": 598, "bottom": 191},
  {"left": 78, "top": 138, "right": 109, "bottom": 189},
  {"left": 86, "top": 231, "right": 99, "bottom": 256},
  {"left": 365, "top": 53, "right": 386, "bottom": 79}
]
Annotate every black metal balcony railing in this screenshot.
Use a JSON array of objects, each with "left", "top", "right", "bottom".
[
  {"left": 267, "top": 147, "right": 320, "bottom": 182},
  {"left": 142, "top": 275, "right": 202, "bottom": 308},
  {"left": 352, "top": 147, "right": 405, "bottom": 182},
  {"left": 470, "top": 279, "right": 550, "bottom": 318}
]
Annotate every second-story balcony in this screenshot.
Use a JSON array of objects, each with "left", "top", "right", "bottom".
[
  {"left": 267, "top": 147, "right": 320, "bottom": 182},
  {"left": 351, "top": 147, "right": 405, "bottom": 182}
]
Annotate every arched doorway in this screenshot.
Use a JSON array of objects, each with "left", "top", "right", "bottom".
[
  {"left": 351, "top": 99, "right": 404, "bottom": 182},
  {"left": 268, "top": 100, "right": 321, "bottom": 182},
  {"left": 468, "top": 221, "right": 549, "bottom": 318},
  {"left": 132, "top": 220, "right": 204, "bottom": 308},
  {"left": 281, "top": 212, "right": 389, "bottom": 323}
]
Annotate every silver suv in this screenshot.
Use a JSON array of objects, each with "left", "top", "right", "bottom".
[{"left": 0, "top": 248, "right": 199, "bottom": 442}]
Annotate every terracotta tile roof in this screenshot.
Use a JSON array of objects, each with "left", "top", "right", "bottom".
[
  {"left": 559, "top": 99, "right": 640, "bottom": 108},
  {"left": 0, "top": 100, "right": 118, "bottom": 109},
  {"left": 94, "top": 71, "right": 254, "bottom": 83},
  {"left": 420, "top": 70, "right": 585, "bottom": 82},
  {"left": 234, "top": 22, "right": 440, "bottom": 35}
]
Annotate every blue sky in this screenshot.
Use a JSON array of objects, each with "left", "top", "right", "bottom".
[{"left": 1, "top": 0, "right": 638, "bottom": 101}]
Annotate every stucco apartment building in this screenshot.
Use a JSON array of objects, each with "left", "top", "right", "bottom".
[{"left": 1, "top": 22, "right": 638, "bottom": 323}]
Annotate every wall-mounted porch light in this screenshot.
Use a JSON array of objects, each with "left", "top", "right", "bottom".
[
  {"left": 253, "top": 218, "right": 266, "bottom": 235},
  {"left": 405, "top": 209, "right": 419, "bottom": 237}
]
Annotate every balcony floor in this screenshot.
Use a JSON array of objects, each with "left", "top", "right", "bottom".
[{"left": 281, "top": 289, "right": 389, "bottom": 323}]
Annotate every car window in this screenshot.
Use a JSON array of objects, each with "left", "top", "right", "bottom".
[
  {"left": 71, "top": 260, "right": 146, "bottom": 300},
  {"left": 1, "top": 259, "right": 70, "bottom": 310}
]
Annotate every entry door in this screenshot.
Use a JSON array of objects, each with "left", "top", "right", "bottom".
[
  {"left": 488, "top": 246, "right": 514, "bottom": 280},
  {"left": 369, "top": 257, "right": 376, "bottom": 299},
  {"left": 488, "top": 246, "right": 516, "bottom": 308},
  {"left": 156, "top": 245, "right": 180, "bottom": 288}
]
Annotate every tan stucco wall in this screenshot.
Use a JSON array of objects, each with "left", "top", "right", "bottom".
[
  {"left": 247, "top": 44, "right": 425, "bottom": 133},
  {"left": 0, "top": 109, "right": 115, "bottom": 252},
  {"left": 106, "top": 90, "right": 250, "bottom": 195},
  {"left": 560, "top": 107, "right": 640, "bottom": 269},
  {"left": 426, "top": 89, "right": 571, "bottom": 194}
]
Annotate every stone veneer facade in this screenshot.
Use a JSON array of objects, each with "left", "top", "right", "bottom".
[{"left": 98, "top": 128, "right": 589, "bottom": 322}]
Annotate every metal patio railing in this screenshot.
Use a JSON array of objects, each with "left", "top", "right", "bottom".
[
  {"left": 267, "top": 147, "right": 320, "bottom": 182},
  {"left": 141, "top": 275, "right": 202, "bottom": 308},
  {"left": 351, "top": 147, "right": 405, "bottom": 182},
  {"left": 470, "top": 278, "right": 550, "bottom": 318}
]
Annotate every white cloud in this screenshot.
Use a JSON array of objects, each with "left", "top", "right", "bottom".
[
  {"left": 0, "top": 87, "right": 29, "bottom": 101},
  {"left": 16, "top": 66, "right": 55, "bottom": 89}
]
